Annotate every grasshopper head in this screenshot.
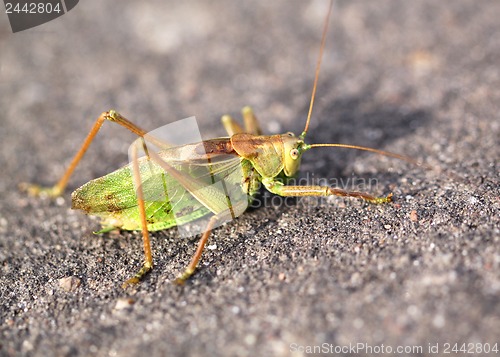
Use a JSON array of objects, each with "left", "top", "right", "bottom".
[{"left": 281, "top": 132, "right": 310, "bottom": 177}]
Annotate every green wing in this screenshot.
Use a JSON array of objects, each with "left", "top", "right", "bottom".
[{"left": 71, "top": 140, "right": 247, "bottom": 232}]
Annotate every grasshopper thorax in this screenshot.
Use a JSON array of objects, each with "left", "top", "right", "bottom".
[{"left": 231, "top": 132, "right": 308, "bottom": 179}]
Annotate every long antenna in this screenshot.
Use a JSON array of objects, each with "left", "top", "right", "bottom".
[
  {"left": 301, "top": 0, "right": 334, "bottom": 139},
  {"left": 307, "top": 143, "right": 431, "bottom": 168}
]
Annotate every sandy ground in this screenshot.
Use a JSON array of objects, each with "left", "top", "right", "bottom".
[{"left": 1, "top": 1, "right": 499, "bottom": 356}]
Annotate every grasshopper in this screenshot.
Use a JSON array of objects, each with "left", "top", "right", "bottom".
[{"left": 22, "top": 1, "right": 421, "bottom": 287}]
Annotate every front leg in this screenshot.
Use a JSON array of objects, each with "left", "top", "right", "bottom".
[{"left": 262, "top": 178, "right": 392, "bottom": 204}]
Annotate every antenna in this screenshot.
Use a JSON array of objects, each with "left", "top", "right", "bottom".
[
  {"left": 306, "top": 143, "right": 431, "bottom": 168},
  {"left": 300, "top": 0, "right": 334, "bottom": 140}
]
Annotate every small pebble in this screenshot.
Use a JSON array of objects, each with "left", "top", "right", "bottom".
[
  {"left": 58, "top": 276, "right": 81, "bottom": 292},
  {"left": 114, "top": 298, "right": 136, "bottom": 311}
]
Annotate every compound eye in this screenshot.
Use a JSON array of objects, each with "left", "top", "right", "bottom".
[
  {"left": 286, "top": 132, "right": 295, "bottom": 137},
  {"left": 290, "top": 148, "right": 299, "bottom": 160}
]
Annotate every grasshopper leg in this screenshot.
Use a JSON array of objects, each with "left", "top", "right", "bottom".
[
  {"left": 241, "top": 106, "right": 262, "bottom": 135},
  {"left": 262, "top": 178, "right": 393, "bottom": 204},
  {"left": 122, "top": 134, "right": 154, "bottom": 288},
  {"left": 174, "top": 215, "right": 218, "bottom": 285},
  {"left": 221, "top": 114, "right": 244, "bottom": 136},
  {"left": 221, "top": 106, "right": 262, "bottom": 136},
  {"left": 19, "top": 112, "right": 111, "bottom": 197},
  {"left": 20, "top": 110, "right": 150, "bottom": 198}
]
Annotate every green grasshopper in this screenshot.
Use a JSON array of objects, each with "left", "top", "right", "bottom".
[{"left": 22, "top": 1, "right": 420, "bottom": 287}]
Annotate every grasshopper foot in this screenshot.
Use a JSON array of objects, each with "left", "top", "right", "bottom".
[
  {"left": 173, "top": 268, "right": 196, "bottom": 285},
  {"left": 122, "top": 261, "right": 153, "bottom": 289},
  {"left": 19, "top": 183, "right": 63, "bottom": 198},
  {"left": 371, "top": 192, "right": 393, "bottom": 204}
]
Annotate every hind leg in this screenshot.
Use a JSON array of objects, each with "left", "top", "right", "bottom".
[{"left": 221, "top": 106, "right": 262, "bottom": 136}]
